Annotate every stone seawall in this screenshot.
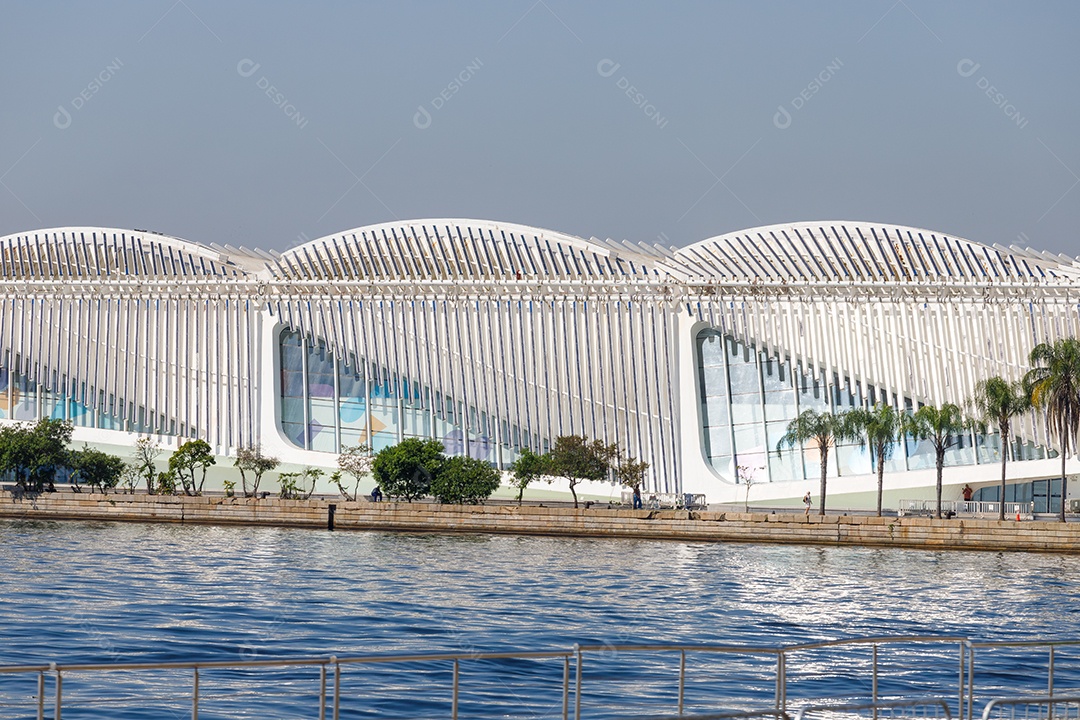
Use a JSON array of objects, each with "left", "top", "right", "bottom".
[{"left": 0, "top": 491, "right": 1077, "bottom": 553}]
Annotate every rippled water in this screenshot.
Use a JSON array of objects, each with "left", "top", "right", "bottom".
[{"left": 2, "top": 519, "right": 1079, "bottom": 718}]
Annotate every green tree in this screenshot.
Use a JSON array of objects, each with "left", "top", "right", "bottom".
[
  {"left": 777, "top": 409, "right": 851, "bottom": 516},
  {"left": 0, "top": 419, "right": 74, "bottom": 493},
  {"left": 0, "top": 423, "right": 34, "bottom": 490},
  {"left": 614, "top": 455, "right": 650, "bottom": 504},
  {"left": 168, "top": 440, "right": 216, "bottom": 496},
  {"left": 547, "top": 435, "right": 616, "bottom": 508},
  {"left": 904, "top": 403, "right": 967, "bottom": 519},
  {"left": 156, "top": 470, "right": 177, "bottom": 495},
  {"left": 132, "top": 436, "right": 163, "bottom": 495},
  {"left": 431, "top": 456, "right": 501, "bottom": 504},
  {"left": 970, "top": 377, "right": 1032, "bottom": 521},
  {"left": 847, "top": 403, "right": 903, "bottom": 517},
  {"left": 509, "top": 448, "right": 550, "bottom": 505},
  {"left": 234, "top": 446, "right": 279, "bottom": 497},
  {"left": 372, "top": 438, "right": 445, "bottom": 501},
  {"left": 1025, "top": 337, "right": 1080, "bottom": 522},
  {"left": 69, "top": 445, "right": 125, "bottom": 494},
  {"left": 118, "top": 462, "right": 140, "bottom": 494},
  {"left": 336, "top": 443, "right": 374, "bottom": 501}
]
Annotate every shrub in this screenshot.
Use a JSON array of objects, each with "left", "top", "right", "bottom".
[
  {"left": 336, "top": 443, "right": 374, "bottom": 501},
  {"left": 234, "top": 446, "right": 279, "bottom": 497},
  {"left": 431, "top": 456, "right": 501, "bottom": 505},
  {"left": 548, "top": 435, "right": 617, "bottom": 508},
  {"left": 69, "top": 445, "right": 125, "bottom": 494},
  {"left": 372, "top": 439, "right": 444, "bottom": 501},
  {"left": 509, "top": 448, "right": 550, "bottom": 505},
  {"left": 0, "top": 419, "right": 73, "bottom": 493},
  {"left": 168, "top": 440, "right": 216, "bottom": 496}
]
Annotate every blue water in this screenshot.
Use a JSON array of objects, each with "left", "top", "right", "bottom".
[{"left": 1, "top": 519, "right": 1079, "bottom": 718}]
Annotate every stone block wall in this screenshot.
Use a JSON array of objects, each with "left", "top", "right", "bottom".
[{"left": 0, "top": 492, "right": 1077, "bottom": 554}]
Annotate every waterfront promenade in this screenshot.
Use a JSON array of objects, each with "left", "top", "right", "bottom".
[{"left": 2, "top": 491, "right": 1078, "bottom": 553}]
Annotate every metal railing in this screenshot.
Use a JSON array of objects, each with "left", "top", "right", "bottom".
[
  {"left": 2, "top": 636, "right": 1078, "bottom": 719},
  {"left": 897, "top": 501, "right": 1034, "bottom": 518},
  {"left": 980, "top": 695, "right": 1080, "bottom": 720},
  {"left": 619, "top": 492, "right": 709, "bottom": 509},
  {"left": 964, "top": 641, "right": 1080, "bottom": 720},
  {"left": 795, "top": 698, "right": 953, "bottom": 720}
]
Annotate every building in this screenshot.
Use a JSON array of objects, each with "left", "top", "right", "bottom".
[{"left": 1, "top": 219, "right": 1077, "bottom": 509}]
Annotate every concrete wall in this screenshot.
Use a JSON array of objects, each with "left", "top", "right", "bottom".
[{"left": 3, "top": 491, "right": 1079, "bottom": 554}]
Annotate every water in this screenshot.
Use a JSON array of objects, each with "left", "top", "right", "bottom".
[{"left": 2, "top": 519, "right": 1079, "bottom": 718}]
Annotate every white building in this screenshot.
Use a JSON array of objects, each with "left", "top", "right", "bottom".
[{"left": 1, "top": 219, "right": 1077, "bottom": 509}]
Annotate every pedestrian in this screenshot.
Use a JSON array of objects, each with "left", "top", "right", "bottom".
[
  {"left": 632, "top": 485, "right": 642, "bottom": 509},
  {"left": 370, "top": 486, "right": 383, "bottom": 502},
  {"left": 962, "top": 484, "right": 973, "bottom": 502},
  {"left": 803, "top": 492, "right": 811, "bottom": 517}
]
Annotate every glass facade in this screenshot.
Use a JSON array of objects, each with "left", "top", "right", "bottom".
[
  {"left": 696, "top": 328, "right": 1051, "bottom": 484},
  {"left": 277, "top": 329, "right": 517, "bottom": 466},
  {"left": 974, "top": 479, "right": 1063, "bottom": 514},
  {"left": 0, "top": 357, "right": 188, "bottom": 435}
]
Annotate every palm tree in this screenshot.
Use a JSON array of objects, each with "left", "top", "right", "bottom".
[
  {"left": 777, "top": 409, "right": 850, "bottom": 516},
  {"left": 1025, "top": 338, "right": 1080, "bottom": 522},
  {"left": 847, "top": 403, "right": 903, "bottom": 517},
  {"left": 969, "top": 377, "right": 1031, "bottom": 520},
  {"left": 904, "top": 403, "right": 967, "bottom": 519}
]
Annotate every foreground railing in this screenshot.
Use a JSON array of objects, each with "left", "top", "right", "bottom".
[
  {"left": 980, "top": 695, "right": 1080, "bottom": 720},
  {"left": 2, "top": 637, "right": 1078, "bottom": 719}
]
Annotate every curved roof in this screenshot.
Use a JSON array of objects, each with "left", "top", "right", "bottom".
[
  {"left": 5, "top": 220, "right": 1077, "bottom": 286},
  {"left": 0, "top": 227, "right": 266, "bottom": 279},
  {"left": 666, "top": 221, "right": 1080, "bottom": 283},
  {"left": 270, "top": 219, "right": 664, "bottom": 282}
]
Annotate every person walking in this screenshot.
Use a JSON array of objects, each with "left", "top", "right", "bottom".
[{"left": 803, "top": 492, "right": 812, "bottom": 517}]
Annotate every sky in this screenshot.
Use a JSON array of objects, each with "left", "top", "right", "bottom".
[{"left": 1, "top": 1, "right": 1078, "bottom": 255}]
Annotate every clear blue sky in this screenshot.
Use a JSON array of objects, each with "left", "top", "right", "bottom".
[{"left": 2, "top": 1, "right": 1078, "bottom": 254}]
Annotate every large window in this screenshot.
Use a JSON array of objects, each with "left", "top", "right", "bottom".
[
  {"left": 276, "top": 329, "right": 513, "bottom": 465},
  {"left": 0, "top": 356, "right": 176, "bottom": 434},
  {"left": 695, "top": 327, "right": 1054, "bottom": 485}
]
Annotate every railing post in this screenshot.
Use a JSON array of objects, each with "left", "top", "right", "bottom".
[
  {"left": 958, "top": 643, "right": 964, "bottom": 720},
  {"left": 574, "top": 644, "right": 582, "bottom": 720},
  {"left": 562, "top": 656, "right": 569, "bottom": 720},
  {"left": 36, "top": 671, "right": 43, "bottom": 720},
  {"left": 332, "top": 657, "right": 340, "bottom": 720},
  {"left": 192, "top": 667, "right": 199, "bottom": 720},
  {"left": 452, "top": 659, "right": 459, "bottom": 720},
  {"left": 678, "top": 650, "right": 686, "bottom": 716},
  {"left": 53, "top": 666, "right": 61, "bottom": 720},
  {"left": 319, "top": 664, "right": 327, "bottom": 720},
  {"left": 967, "top": 645, "right": 975, "bottom": 720},
  {"left": 1048, "top": 646, "right": 1056, "bottom": 720},
  {"left": 775, "top": 651, "right": 786, "bottom": 714},
  {"left": 1049, "top": 645, "right": 1055, "bottom": 697},
  {"left": 872, "top": 644, "right": 878, "bottom": 720}
]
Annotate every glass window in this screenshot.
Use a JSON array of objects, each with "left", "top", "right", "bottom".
[
  {"left": 760, "top": 354, "right": 789, "bottom": 393},
  {"left": 797, "top": 366, "right": 829, "bottom": 412},
  {"left": 699, "top": 332, "right": 726, "bottom": 367},
  {"left": 769, "top": 448, "right": 802, "bottom": 483},
  {"left": 14, "top": 373, "right": 37, "bottom": 421},
  {"left": 836, "top": 442, "right": 871, "bottom": 477},
  {"left": 704, "top": 426, "right": 732, "bottom": 458},
  {"left": 975, "top": 432, "right": 1002, "bottom": 465},
  {"left": 732, "top": 424, "right": 766, "bottom": 464},
  {"left": 764, "top": 387, "right": 798, "bottom": 422},
  {"left": 708, "top": 454, "right": 736, "bottom": 483}
]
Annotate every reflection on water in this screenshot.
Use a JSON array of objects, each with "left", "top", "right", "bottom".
[{"left": 1, "top": 520, "right": 1078, "bottom": 716}]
